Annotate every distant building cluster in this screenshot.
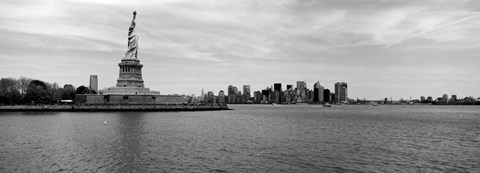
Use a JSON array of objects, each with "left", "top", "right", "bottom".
[
  {"left": 195, "top": 81, "right": 348, "bottom": 104},
  {"left": 351, "top": 93, "right": 479, "bottom": 105},
  {"left": 417, "top": 94, "right": 478, "bottom": 105}
]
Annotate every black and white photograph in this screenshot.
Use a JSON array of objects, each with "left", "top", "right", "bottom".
[{"left": 0, "top": 0, "right": 479, "bottom": 172}]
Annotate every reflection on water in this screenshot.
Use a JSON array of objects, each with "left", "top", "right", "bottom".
[
  {"left": 115, "top": 112, "right": 146, "bottom": 172},
  {"left": 0, "top": 105, "right": 479, "bottom": 172}
]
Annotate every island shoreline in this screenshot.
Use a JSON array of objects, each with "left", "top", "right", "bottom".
[{"left": 0, "top": 105, "right": 231, "bottom": 112}]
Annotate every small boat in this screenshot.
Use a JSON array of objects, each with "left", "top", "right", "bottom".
[
  {"left": 272, "top": 103, "right": 277, "bottom": 106},
  {"left": 372, "top": 103, "right": 378, "bottom": 106},
  {"left": 323, "top": 103, "right": 331, "bottom": 107},
  {"left": 104, "top": 121, "right": 108, "bottom": 125}
]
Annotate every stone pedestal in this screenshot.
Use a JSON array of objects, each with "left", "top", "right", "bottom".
[
  {"left": 101, "top": 57, "right": 160, "bottom": 95},
  {"left": 102, "top": 87, "right": 159, "bottom": 95},
  {"left": 117, "top": 58, "right": 144, "bottom": 88}
]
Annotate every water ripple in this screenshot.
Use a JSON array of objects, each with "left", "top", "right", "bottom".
[{"left": 1, "top": 105, "right": 479, "bottom": 172}]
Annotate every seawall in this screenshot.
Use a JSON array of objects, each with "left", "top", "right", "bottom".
[{"left": 0, "top": 104, "right": 230, "bottom": 112}]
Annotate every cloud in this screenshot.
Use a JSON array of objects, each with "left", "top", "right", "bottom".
[{"left": 1, "top": 0, "right": 479, "bottom": 98}]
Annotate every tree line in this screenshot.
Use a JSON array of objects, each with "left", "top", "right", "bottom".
[{"left": 0, "top": 77, "right": 96, "bottom": 105}]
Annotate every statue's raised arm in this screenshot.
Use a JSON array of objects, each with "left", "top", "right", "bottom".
[{"left": 125, "top": 11, "right": 138, "bottom": 59}]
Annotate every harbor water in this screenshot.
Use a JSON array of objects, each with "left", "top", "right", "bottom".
[{"left": 1, "top": 105, "right": 479, "bottom": 172}]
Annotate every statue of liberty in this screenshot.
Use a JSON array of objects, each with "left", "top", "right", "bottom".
[{"left": 125, "top": 11, "right": 138, "bottom": 59}]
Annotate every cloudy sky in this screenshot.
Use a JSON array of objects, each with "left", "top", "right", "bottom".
[{"left": 1, "top": 0, "right": 479, "bottom": 100}]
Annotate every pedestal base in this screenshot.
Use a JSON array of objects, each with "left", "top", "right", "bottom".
[{"left": 101, "top": 87, "right": 160, "bottom": 95}]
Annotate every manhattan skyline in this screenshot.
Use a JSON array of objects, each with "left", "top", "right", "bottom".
[{"left": 1, "top": 0, "right": 479, "bottom": 100}]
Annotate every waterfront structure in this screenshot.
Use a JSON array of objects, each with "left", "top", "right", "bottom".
[
  {"left": 89, "top": 75, "right": 98, "bottom": 93},
  {"left": 335, "top": 82, "right": 348, "bottom": 104}
]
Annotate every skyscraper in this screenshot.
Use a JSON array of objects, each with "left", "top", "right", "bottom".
[
  {"left": 218, "top": 90, "right": 225, "bottom": 104},
  {"left": 261, "top": 88, "right": 271, "bottom": 103},
  {"left": 313, "top": 81, "right": 324, "bottom": 103},
  {"left": 243, "top": 85, "right": 251, "bottom": 102},
  {"left": 274, "top": 83, "right": 282, "bottom": 91},
  {"left": 253, "top": 91, "right": 262, "bottom": 104},
  {"left": 296, "top": 81, "right": 306, "bottom": 90},
  {"left": 227, "top": 85, "right": 236, "bottom": 104},
  {"left": 273, "top": 83, "right": 282, "bottom": 103},
  {"left": 335, "top": 82, "right": 348, "bottom": 104},
  {"left": 296, "top": 81, "right": 307, "bottom": 103},
  {"left": 207, "top": 91, "right": 215, "bottom": 103},
  {"left": 89, "top": 75, "right": 98, "bottom": 93},
  {"left": 323, "top": 89, "right": 330, "bottom": 103}
]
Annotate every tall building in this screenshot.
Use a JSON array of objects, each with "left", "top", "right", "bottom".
[
  {"left": 313, "top": 82, "right": 324, "bottom": 103},
  {"left": 227, "top": 85, "right": 236, "bottom": 104},
  {"left": 313, "top": 82, "right": 320, "bottom": 102},
  {"left": 236, "top": 91, "right": 243, "bottom": 104},
  {"left": 323, "top": 89, "right": 330, "bottom": 103},
  {"left": 335, "top": 82, "right": 348, "bottom": 104},
  {"left": 243, "top": 85, "right": 251, "bottom": 102},
  {"left": 296, "top": 81, "right": 307, "bottom": 103},
  {"left": 261, "top": 88, "right": 271, "bottom": 103},
  {"left": 273, "top": 83, "right": 282, "bottom": 103},
  {"left": 89, "top": 75, "right": 98, "bottom": 93},
  {"left": 296, "top": 81, "right": 306, "bottom": 90},
  {"left": 283, "top": 85, "right": 294, "bottom": 103},
  {"left": 218, "top": 90, "right": 225, "bottom": 104},
  {"left": 330, "top": 93, "right": 335, "bottom": 103},
  {"left": 273, "top": 83, "right": 282, "bottom": 91},
  {"left": 253, "top": 91, "right": 262, "bottom": 104},
  {"left": 207, "top": 91, "right": 215, "bottom": 103}
]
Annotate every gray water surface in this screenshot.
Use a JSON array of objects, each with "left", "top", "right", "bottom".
[{"left": 1, "top": 105, "right": 479, "bottom": 172}]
